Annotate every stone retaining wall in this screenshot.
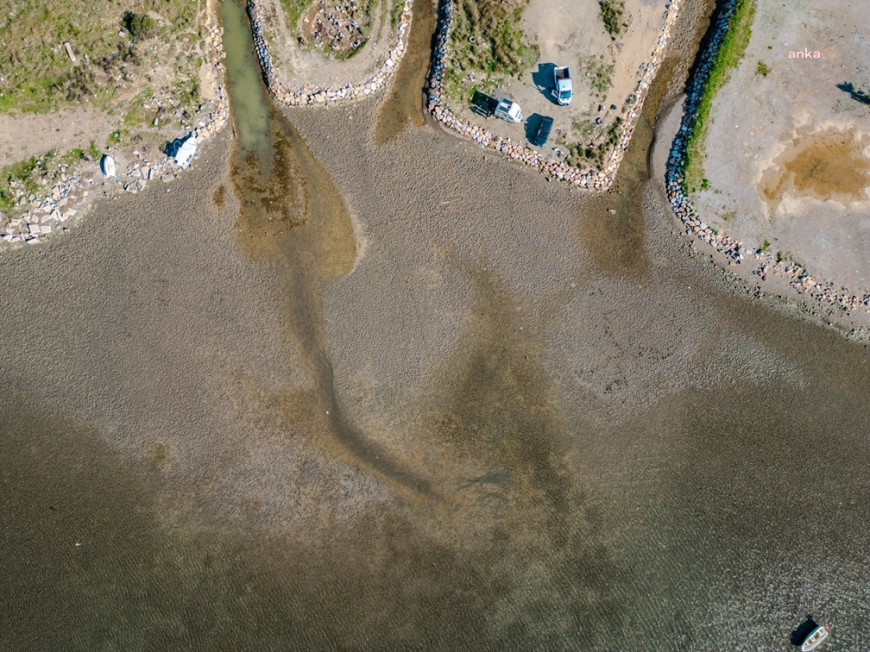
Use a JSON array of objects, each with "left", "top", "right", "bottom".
[
  {"left": 0, "top": 18, "right": 230, "bottom": 246},
  {"left": 664, "top": 1, "right": 870, "bottom": 314},
  {"left": 247, "top": 0, "right": 414, "bottom": 106},
  {"left": 424, "top": 0, "right": 684, "bottom": 191}
]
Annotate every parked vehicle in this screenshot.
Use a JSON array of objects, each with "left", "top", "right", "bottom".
[
  {"left": 471, "top": 90, "right": 498, "bottom": 118},
  {"left": 532, "top": 116, "right": 554, "bottom": 147},
  {"left": 495, "top": 97, "right": 523, "bottom": 123},
  {"left": 552, "top": 66, "right": 572, "bottom": 105}
]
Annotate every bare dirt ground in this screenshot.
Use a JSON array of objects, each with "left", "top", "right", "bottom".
[
  {"left": 0, "top": 110, "right": 114, "bottom": 168},
  {"left": 257, "top": 0, "right": 400, "bottom": 89},
  {"left": 448, "top": 0, "right": 670, "bottom": 164},
  {"left": 690, "top": 0, "right": 870, "bottom": 292}
]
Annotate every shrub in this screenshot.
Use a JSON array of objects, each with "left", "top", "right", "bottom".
[
  {"left": 122, "top": 11, "right": 158, "bottom": 41},
  {"left": 599, "top": 0, "right": 628, "bottom": 40}
]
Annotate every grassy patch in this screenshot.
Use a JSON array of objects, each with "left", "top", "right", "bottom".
[
  {"left": 565, "top": 117, "right": 623, "bottom": 169},
  {"left": 280, "top": 0, "right": 316, "bottom": 29},
  {"left": 0, "top": 0, "right": 200, "bottom": 114},
  {"left": 599, "top": 0, "right": 629, "bottom": 40},
  {"left": 579, "top": 55, "right": 614, "bottom": 98},
  {"left": 444, "top": 0, "right": 537, "bottom": 101},
  {"left": 390, "top": 0, "right": 405, "bottom": 28},
  {"left": 756, "top": 60, "right": 770, "bottom": 76},
  {"left": 760, "top": 238, "right": 770, "bottom": 252},
  {"left": 684, "top": 0, "right": 757, "bottom": 190},
  {"left": 0, "top": 147, "right": 94, "bottom": 210}
]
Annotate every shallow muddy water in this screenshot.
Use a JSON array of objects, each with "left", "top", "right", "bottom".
[
  {"left": 761, "top": 127, "right": 870, "bottom": 212},
  {"left": 373, "top": 0, "right": 437, "bottom": 144},
  {"left": 1, "top": 0, "right": 868, "bottom": 649}
]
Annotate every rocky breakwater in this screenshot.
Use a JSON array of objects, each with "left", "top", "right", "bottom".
[
  {"left": 664, "top": 2, "right": 870, "bottom": 316},
  {"left": 0, "top": 21, "right": 230, "bottom": 247},
  {"left": 246, "top": 0, "right": 413, "bottom": 106},
  {"left": 425, "top": 0, "right": 683, "bottom": 191}
]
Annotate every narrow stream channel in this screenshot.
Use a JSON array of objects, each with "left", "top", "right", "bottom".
[{"left": 220, "top": 0, "right": 434, "bottom": 497}]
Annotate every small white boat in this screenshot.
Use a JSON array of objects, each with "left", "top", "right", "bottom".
[
  {"left": 100, "top": 154, "right": 116, "bottom": 178},
  {"left": 801, "top": 624, "right": 829, "bottom": 651}
]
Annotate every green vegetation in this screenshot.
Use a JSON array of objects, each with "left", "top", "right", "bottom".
[
  {"left": 573, "top": 119, "right": 596, "bottom": 139},
  {"left": 0, "top": 147, "right": 93, "bottom": 210},
  {"left": 579, "top": 55, "right": 614, "bottom": 97},
  {"left": 599, "top": 0, "right": 629, "bottom": 40},
  {"left": 0, "top": 0, "right": 200, "bottom": 113},
  {"left": 444, "top": 0, "right": 538, "bottom": 100},
  {"left": 280, "top": 0, "right": 316, "bottom": 29},
  {"left": 760, "top": 239, "right": 770, "bottom": 252},
  {"left": 756, "top": 60, "right": 770, "bottom": 77},
  {"left": 390, "top": 0, "right": 405, "bottom": 28},
  {"left": 566, "top": 117, "right": 623, "bottom": 169},
  {"left": 122, "top": 11, "right": 158, "bottom": 41},
  {"left": 684, "top": 0, "right": 757, "bottom": 190}
]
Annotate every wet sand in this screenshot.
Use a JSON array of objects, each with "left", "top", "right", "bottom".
[
  {"left": 1, "top": 1, "right": 869, "bottom": 648},
  {"left": 760, "top": 128, "right": 870, "bottom": 212}
]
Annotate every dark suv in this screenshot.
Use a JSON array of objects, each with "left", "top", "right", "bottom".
[{"left": 533, "top": 116, "right": 554, "bottom": 147}]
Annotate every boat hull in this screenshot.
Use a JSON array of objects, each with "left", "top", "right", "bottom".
[{"left": 801, "top": 625, "right": 829, "bottom": 651}]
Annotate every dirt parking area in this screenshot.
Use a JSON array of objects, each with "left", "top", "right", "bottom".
[
  {"left": 690, "top": 0, "right": 870, "bottom": 291},
  {"left": 256, "top": 0, "right": 402, "bottom": 89},
  {"left": 447, "top": 0, "right": 669, "bottom": 167}
]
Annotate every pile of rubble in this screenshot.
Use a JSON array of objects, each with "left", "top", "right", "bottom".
[
  {"left": 424, "top": 0, "right": 684, "bottom": 191},
  {"left": 302, "top": 1, "right": 366, "bottom": 54},
  {"left": 247, "top": 0, "right": 413, "bottom": 106},
  {"left": 664, "top": 1, "right": 870, "bottom": 315}
]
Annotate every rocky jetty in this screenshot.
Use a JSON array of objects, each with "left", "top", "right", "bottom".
[
  {"left": 247, "top": 0, "right": 414, "bottom": 106},
  {"left": 0, "top": 19, "right": 230, "bottom": 247},
  {"left": 424, "top": 0, "right": 684, "bottom": 191},
  {"left": 664, "top": 1, "right": 870, "bottom": 316}
]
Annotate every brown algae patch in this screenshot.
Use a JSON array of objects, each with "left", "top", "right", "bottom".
[
  {"left": 212, "top": 184, "right": 226, "bottom": 208},
  {"left": 760, "top": 128, "right": 870, "bottom": 214},
  {"left": 373, "top": 0, "right": 437, "bottom": 145}
]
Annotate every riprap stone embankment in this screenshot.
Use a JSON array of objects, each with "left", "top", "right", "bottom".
[{"left": 0, "top": 20, "right": 230, "bottom": 246}]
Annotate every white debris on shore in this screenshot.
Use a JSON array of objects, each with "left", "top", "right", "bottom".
[
  {"left": 424, "top": 0, "right": 684, "bottom": 191},
  {"left": 247, "top": 0, "right": 414, "bottom": 106},
  {"left": 0, "top": 18, "right": 230, "bottom": 248}
]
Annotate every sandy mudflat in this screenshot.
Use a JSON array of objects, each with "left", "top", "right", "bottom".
[{"left": 1, "top": 8, "right": 869, "bottom": 645}]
